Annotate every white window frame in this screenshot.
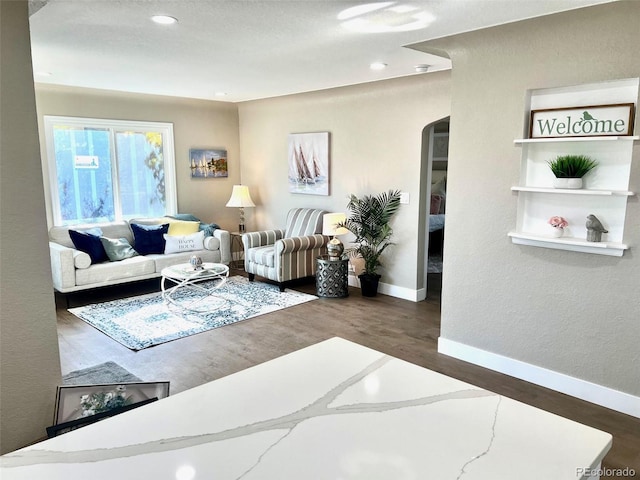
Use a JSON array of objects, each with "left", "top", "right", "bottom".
[{"left": 43, "top": 116, "right": 177, "bottom": 226}]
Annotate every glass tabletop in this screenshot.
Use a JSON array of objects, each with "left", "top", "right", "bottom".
[{"left": 162, "top": 262, "right": 228, "bottom": 279}]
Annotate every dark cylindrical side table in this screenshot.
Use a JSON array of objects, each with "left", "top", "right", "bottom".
[{"left": 316, "top": 255, "right": 349, "bottom": 298}]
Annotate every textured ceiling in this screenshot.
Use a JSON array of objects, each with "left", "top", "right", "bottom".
[{"left": 28, "top": 0, "right": 614, "bottom": 102}]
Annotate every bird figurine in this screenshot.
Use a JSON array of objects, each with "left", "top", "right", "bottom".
[
  {"left": 586, "top": 214, "right": 608, "bottom": 242},
  {"left": 582, "top": 111, "right": 597, "bottom": 121}
]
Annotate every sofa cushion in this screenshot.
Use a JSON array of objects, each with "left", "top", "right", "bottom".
[
  {"left": 246, "top": 245, "right": 276, "bottom": 268},
  {"left": 100, "top": 237, "right": 139, "bottom": 261},
  {"left": 163, "top": 231, "right": 204, "bottom": 254},
  {"left": 75, "top": 256, "right": 156, "bottom": 286},
  {"left": 285, "top": 208, "right": 325, "bottom": 238},
  {"left": 128, "top": 217, "right": 163, "bottom": 226},
  {"left": 69, "top": 228, "right": 108, "bottom": 264},
  {"left": 49, "top": 222, "right": 132, "bottom": 248},
  {"left": 99, "top": 222, "right": 134, "bottom": 244},
  {"left": 49, "top": 226, "right": 75, "bottom": 248},
  {"left": 168, "top": 213, "right": 201, "bottom": 222},
  {"left": 167, "top": 220, "right": 200, "bottom": 236},
  {"left": 131, "top": 223, "right": 169, "bottom": 255}
]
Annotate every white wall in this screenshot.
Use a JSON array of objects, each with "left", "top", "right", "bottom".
[
  {"left": 238, "top": 73, "right": 451, "bottom": 297},
  {"left": 0, "top": 1, "right": 62, "bottom": 454},
  {"left": 412, "top": 1, "right": 640, "bottom": 402},
  {"left": 35, "top": 85, "right": 241, "bottom": 231}
]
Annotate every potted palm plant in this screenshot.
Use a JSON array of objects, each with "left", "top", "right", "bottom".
[
  {"left": 340, "top": 190, "right": 401, "bottom": 297},
  {"left": 547, "top": 154, "right": 598, "bottom": 189}
]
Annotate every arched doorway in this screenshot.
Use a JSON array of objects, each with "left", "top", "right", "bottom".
[{"left": 419, "top": 117, "right": 449, "bottom": 304}]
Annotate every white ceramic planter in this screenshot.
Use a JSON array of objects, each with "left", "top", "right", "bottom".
[
  {"left": 549, "top": 226, "right": 565, "bottom": 238},
  {"left": 553, "top": 177, "right": 583, "bottom": 189}
]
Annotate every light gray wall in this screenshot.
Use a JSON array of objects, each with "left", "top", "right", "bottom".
[
  {"left": 7, "top": 0, "right": 636, "bottom": 453},
  {"left": 34, "top": 85, "right": 241, "bottom": 231},
  {"left": 0, "top": 1, "right": 62, "bottom": 454},
  {"left": 413, "top": 1, "right": 640, "bottom": 395},
  {"left": 237, "top": 73, "right": 451, "bottom": 294}
]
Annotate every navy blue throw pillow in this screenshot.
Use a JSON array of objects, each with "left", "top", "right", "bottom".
[
  {"left": 69, "top": 228, "right": 108, "bottom": 264},
  {"left": 131, "top": 223, "right": 169, "bottom": 255}
]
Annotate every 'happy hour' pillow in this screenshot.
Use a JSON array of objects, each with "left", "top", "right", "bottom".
[
  {"left": 131, "top": 223, "right": 169, "bottom": 255},
  {"left": 163, "top": 230, "right": 205, "bottom": 254}
]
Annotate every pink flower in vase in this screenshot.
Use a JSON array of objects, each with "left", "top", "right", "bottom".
[{"left": 548, "top": 216, "right": 568, "bottom": 229}]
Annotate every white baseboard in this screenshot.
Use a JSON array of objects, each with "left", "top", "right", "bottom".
[
  {"left": 438, "top": 337, "right": 640, "bottom": 419},
  {"left": 378, "top": 282, "right": 421, "bottom": 301},
  {"left": 347, "top": 276, "right": 422, "bottom": 302}
]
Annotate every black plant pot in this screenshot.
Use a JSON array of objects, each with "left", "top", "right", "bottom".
[{"left": 358, "top": 273, "right": 381, "bottom": 297}]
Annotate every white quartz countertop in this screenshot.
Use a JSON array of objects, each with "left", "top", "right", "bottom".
[{"left": 1, "top": 337, "right": 611, "bottom": 479}]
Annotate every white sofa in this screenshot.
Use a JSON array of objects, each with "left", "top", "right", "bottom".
[{"left": 48, "top": 218, "right": 231, "bottom": 293}]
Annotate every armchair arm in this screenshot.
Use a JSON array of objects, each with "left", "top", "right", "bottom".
[
  {"left": 275, "top": 234, "right": 330, "bottom": 255},
  {"left": 49, "top": 242, "right": 77, "bottom": 292},
  {"left": 242, "top": 229, "right": 286, "bottom": 249},
  {"left": 272, "top": 234, "right": 331, "bottom": 282}
]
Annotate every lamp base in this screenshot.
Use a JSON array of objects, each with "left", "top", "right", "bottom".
[
  {"left": 327, "top": 238, "right": 344, "bottom": 260},
  {"left": 238, "top": 224, "right": 245, "bottom": 233}
]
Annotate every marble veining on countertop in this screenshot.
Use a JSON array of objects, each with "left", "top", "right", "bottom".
[{"left": 0, "top": 337, "right": 612, "bottom": 479}]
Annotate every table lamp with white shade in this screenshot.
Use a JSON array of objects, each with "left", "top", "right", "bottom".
[
  {"left": 322, "top": 212, "right": 349, "bottom": 259},
  {"left": 226, "top": 185, "right": 255, "bottom": 232}
]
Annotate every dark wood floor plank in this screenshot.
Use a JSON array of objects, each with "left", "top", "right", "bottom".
[{"left": 56, "top": 274, "right": 639, "bottom": 479}]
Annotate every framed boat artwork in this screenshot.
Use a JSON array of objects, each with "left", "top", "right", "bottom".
[
  {"left": 190, "top": 148, "right": 228, "bottom": 178},
  {"left": 288, "top": 132, "right": 329, "bottom": 195}
]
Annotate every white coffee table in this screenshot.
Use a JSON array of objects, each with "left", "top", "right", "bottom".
[
  {"left": 161, "top": 262, "right": 229, "bottom": 313},
  {"left": 0, "top": 338, "right": 612, "bottom": 479}
]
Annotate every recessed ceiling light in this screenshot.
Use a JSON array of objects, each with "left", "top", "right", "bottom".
[
  {"left": 414, "top": 64, "right": 430, "bottom": 73},
  {"left": 370, "top": 62, "right": 387, "bottom": 71},
  {"left": 337, "top": 2, "right": 392, "bottom": 21},
  {"left": 215, "top": 92, "right": 228, "bottom": 97},
  {"left": 151, "top": 15, "right": 178, "bottom": 25},
  {"left": 389, "top": 5, "right": 418, "bottom": 14},
  {"left": 339, "top": 3, "right": 434, "bottom": 33}
]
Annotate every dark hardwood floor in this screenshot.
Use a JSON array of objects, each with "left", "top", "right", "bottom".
[{"left": 56, "top": 270, "right": 639, "bottom": 479}]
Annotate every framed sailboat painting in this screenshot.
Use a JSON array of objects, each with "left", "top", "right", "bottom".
[
  {"left": 190, "top": 148, "right": 228, "bottom": 178},
  {"left": 288, "top": 132, "right": 329, "bottom": 195}
]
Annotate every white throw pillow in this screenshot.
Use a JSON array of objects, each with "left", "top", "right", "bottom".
[{"left": 163, "top": 230, "right": 205, "bottom": 254}]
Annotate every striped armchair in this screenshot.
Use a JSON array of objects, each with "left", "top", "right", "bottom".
[{"left": 242, "top": 208, "right": 330, "bottom": 291}]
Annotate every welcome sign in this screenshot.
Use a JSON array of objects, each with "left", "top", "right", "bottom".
[{"left": 530, "top": 103, "right": 635, "bottom": 138}]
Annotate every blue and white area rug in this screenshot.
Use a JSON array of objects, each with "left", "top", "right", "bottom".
[{"left": 69, "top": 276, "right": 317, "bottom": 351}]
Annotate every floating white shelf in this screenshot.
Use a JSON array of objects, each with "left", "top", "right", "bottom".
[
  {"left": 514, "top": 136, "right": 639, "bottom": 144},
  {"left": 511, "top": 81, "right": 637, "bottom": 256},
  {"left": 508, "top": 232, "right": 628, "bottom": 257},
  {"left": 511, "top": 186, "right": 635, "bottom": 196},
  {"left": 511, "top": 121, "right": 636, "bottom": 255}
]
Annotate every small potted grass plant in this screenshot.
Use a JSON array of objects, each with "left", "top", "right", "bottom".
[{"left": 547, "top": 154, "right": 598, "bottom": 189}]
